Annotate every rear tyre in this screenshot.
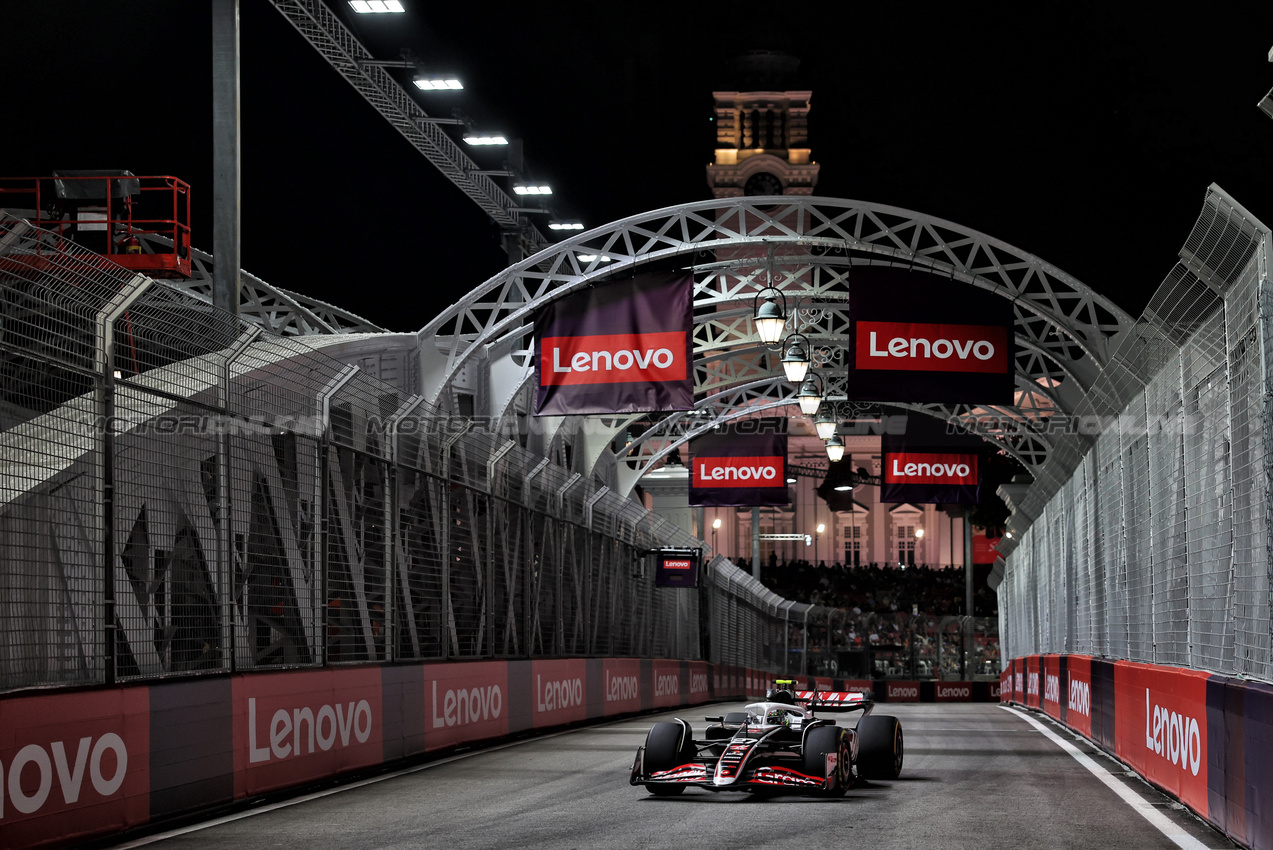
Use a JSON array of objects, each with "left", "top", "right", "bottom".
[
  {"left": 644, "top": 721, "right": 694, "bottom": 796},
  {"left": 803, "top": 725, "right": 850, "bottom": 795},
  {"left": 856, "top": 715, "right": 904, "bottom": 780}
]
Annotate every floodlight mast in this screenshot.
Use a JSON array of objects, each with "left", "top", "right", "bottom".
[{"left": 268, "top": 0, "right": 549, "bottom": 257}]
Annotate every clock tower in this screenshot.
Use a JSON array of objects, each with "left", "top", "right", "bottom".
[{"left": 706, "top": 51, "right": 820, "bottom": 198}]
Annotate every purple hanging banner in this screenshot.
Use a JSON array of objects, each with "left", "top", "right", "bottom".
[
  {"left": 689, "top": 418, "right": 789, "bottom": 507},
  {"left": 847, "top": 267, "right": 1015, "bottom": 405},
  {"left": 881, "top": 415, "right": 983, "bottom": 504},
  {"left": 534, "top": 271, "right": 694, "bottom": 416}
]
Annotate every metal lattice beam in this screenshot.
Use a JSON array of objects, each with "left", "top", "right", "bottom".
[
  {"left": 417, "top": 196, "right": 1135, "bottom": 491},
  {"left": 267, "top": 0, "right": 547, "bottom": 254}
]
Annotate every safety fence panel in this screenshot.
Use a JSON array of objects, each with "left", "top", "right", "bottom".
[
  {"left": 2, "top": 215, "right": 994, "bottom": 696},
  {"left": 1001, "top": 226, "right": 1272, "bottom": 681}
]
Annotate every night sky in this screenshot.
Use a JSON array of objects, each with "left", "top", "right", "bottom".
[{"left": 4, "top": 2, "right": 1273, "bottom": 332}]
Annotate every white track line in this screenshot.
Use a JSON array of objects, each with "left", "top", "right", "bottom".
[{"left": 1001, "top": 706, "right": 1214, "bottom": 850}]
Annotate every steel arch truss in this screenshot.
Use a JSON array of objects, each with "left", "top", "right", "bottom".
[{"left": 418, "top": 197, "right": 1134, "bottom": 488}]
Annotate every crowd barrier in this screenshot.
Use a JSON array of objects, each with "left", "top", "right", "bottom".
[
  {"left": 0, "top": 657, "right": 748, "bottom": 848},
  {"left": 1, "top": 659, "right": 1006, "bottom": 848},
  {"left": 1002, "top": 654, "right": 1273, "bottom": 850}
]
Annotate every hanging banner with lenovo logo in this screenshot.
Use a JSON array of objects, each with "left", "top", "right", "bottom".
[
  {"left": 847, "top": 267, "right": 1014, "bottom": 404},
  {"left": 534, "top": 271, "right": 694, "bottom": 415},
  {"left": 689, "top": 418, "right": 789, "bottom": 506},
  {"left": 882, "top": 415, "right": 982, "bottom": 504}
]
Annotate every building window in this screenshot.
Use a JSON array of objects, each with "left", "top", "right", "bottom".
[
  {"left": 843, "top": 522, "right": 863, "bottom": 567},
  {"left": 895, "top": 524, "right": 916, "bottom": 566}
]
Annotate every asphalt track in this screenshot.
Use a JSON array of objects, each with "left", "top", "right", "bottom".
[{"left": 112, "top": 703, "right": 1237, "bottom": 850}]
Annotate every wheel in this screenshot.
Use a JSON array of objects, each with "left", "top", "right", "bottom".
[
  {"left": 803, "top": 725, "right": 851, "bottom": 795},
  {"left": 856, "top": 715, "right": 904, "bottom": 780},
  {"left": 644, "top": 721, "right": 694, "bottom": 796}
]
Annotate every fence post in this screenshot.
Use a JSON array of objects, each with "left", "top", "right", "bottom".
[
  {"left": 389, "top": 395, "right": 426, "bottom": 660},
  {"left": 315, "top": 365, "right": 359, "bottom": 665},
  {"left": 219, "top": 325, "right": 260, "bottom": 672},
  {"left": 440, "top": 421, "right": 472, "bottom": 659},
  {"left": 96, "top": 274, "right": 154, "bottom": 685}
]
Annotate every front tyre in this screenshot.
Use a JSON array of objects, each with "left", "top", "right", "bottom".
[
  {"left": 803, "top": 725, "right": 851, "bottom": 795},
  {"left": 643, "top": 721, "right": 694, "bottom": 796},
  {"left": 856, "top": 715, "right": 904, "bottom": 780}
]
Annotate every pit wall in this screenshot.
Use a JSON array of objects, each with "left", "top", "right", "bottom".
[
  {"left": 0, "top": 658, "right": 751, "bottom": 849},
  {"left": 1001, "top": 654, "right": 1273, "bottom": 850}
]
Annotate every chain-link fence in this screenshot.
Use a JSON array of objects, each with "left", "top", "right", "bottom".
[{"left": 998, "top": 188, "right": 1272, "bottom": 681}]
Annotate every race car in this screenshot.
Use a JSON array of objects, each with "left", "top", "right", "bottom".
[{"left": 629, "top": 679, "right": 903, "bottom": 796}]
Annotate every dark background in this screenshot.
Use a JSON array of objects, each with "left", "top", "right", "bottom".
[{"left": 4, "top": 2, "right": 1272, "bottom": 331}]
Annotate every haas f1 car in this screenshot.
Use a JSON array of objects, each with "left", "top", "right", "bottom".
[{"left": 630, "top": 680, "right": 903, "bottom": 796}]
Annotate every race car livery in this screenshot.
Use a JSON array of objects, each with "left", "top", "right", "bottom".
[{"left": 629, "top": 680, "right": 904, "bottom": 797}]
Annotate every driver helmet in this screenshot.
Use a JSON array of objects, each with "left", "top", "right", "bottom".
[{"left": 765, "top": 707, "right": 792, "bottom": 726}]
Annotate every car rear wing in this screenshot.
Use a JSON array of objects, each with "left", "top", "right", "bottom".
[{"left": 796, "top": 690, "right": 873, "bottom": 713}]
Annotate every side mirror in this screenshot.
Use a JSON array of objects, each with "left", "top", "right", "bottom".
[{"left": 705, "top": 715, "right": 724, "bottom": 723}]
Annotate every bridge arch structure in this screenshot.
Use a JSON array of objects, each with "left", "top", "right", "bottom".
[{"left": 417, "top": 195, "right": 1135, "bottom": 501}]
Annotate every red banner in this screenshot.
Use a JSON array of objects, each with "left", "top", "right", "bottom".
[
  {"left": 652, "top": 661, "right": 684, "bottom": 709},
  {"left": 424, "top": 662, "right": 510, "bottom": 752},
  {"left": 1064, "top": 656, "right": 1093, "bottom": 738},
  {"left": 1113, "top": 662, "right": 1209, "bottom": 815},
  {"left": 935, "top": 681, "right": 974, "bottom": 702},
  {"left": 1025, "top": 657, "right": 1041, "bottom": 707},
  {"left": 532, "top": 660, "right": 588, "bottom": 728},
  {"left": 692, "top": 455, "right": 785, "bottom": 488},
  {"left": 0, "top": 689, "right": 150, "bottom": 849},
  {"left": 687, "top": 663, "right": 711, "bottom": 703},
  {"left": 233, "top": 668, "right": 382, "bottom": 798},
  {"left": 886, "top": 681, "right": 921, "bottom": 702},
  {"left": 1042, "top": 655, "right": 1062, "bottom": 719},
  {"left": 538, "top": 331, "right": 687, "bottom": 386},
  {"left": 974, "top": 534, "right": 1002, "bottom": 563},
  {"left": 884, "top": 452, "right": 979, "bottom": 485},
  {"left": 856, "top": 321, "right": 1010, "bottom": 373}
]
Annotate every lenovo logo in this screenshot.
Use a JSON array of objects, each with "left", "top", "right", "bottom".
[
  {"left": 1068, "top": 679, "right": 1090, "bottom": 717},
  {"left": 692, "top": 456, "right": 783, "bottom": 488},
  {"left": 888, "top": 683, "right": 918, "bottom": 700},
  {"left": 1027, "top": 672, "right": 1040, "bottom": 697},
  {"left": 886, "top": 453, "right": 977, "bottom": 485},
  {"left": 1145, "top": 689, "right": 1201, "bottom": 776},
  {"left": 537, "top": 675, "right": 583, "bottom": 712},
  {"left": 431, "top": 681, "right": 503, "bottom": 728},
  {"left": 249, "top": 697, "right": 372, "bottom": 764},
  {"left": 606, "top": 672, "right": 639, "bottom": 702},
  {"left": 690, "top": 672, "right": 709, "bottom": 695},
  {"left": 663, "top": 559, "right": 692, "bottom": 570},
  {"left": 857, "top": 321, "right": 1009, "bottom": 374},
  {"left": 936, "top": 684, "right": 970, "bottom": 700},
  {"left": 0, "top": 734, "right": 127, "bottom": 817},
  {"left": 541, "top": 331, "right": 685, "bottom": 386},
  {"left": 654, "top": 674, "right": 679, "bottom": 697},
  {"left": 1044, "top": 673, "right": 1060, "bottom": 704}
]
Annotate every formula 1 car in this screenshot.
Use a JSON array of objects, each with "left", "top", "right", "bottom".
[{"left": 629, "top": 679, "right": 903, "bottom": 796}]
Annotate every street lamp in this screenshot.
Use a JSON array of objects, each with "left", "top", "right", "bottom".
[
  {"left": 814, "top": 407, "right": 837, "bottom": 440},
  {"left": 712, "top": 517, "right": 722, "bottom": 555},
  {"left": 824, "top": 434, "right": 845, "bottom": 462},
  {"left": 796, "top": 372, "right": 823, "bottom": 416},
  {"left": 816, "top": 522, "right": 826, "bottom": 567},
  {"left": 780, "top": 332, "right": 811, "bottom": 383},
  {"left": 752, "top": 287, "right": 787, "bottom": 345}
]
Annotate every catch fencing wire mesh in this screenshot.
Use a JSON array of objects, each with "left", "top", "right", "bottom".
[
  {"left": 998, "top": 188, "right": 1272, "bottom": 681},
  {"left": 1, "top": 214, "right": 819, "bottom": 693}
]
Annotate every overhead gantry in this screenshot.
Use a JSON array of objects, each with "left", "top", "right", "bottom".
[{"left": 416, "top": 195, "right": 1136, "bottom": 503}]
